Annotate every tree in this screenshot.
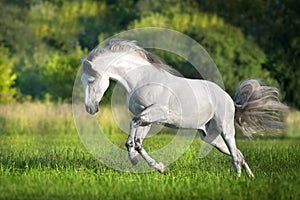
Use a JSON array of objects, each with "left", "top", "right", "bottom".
[
  {"left": 195, "top": 0, "right": 300, "bottom": 107},
  {"left": 0, "top": 2, "right": 35, "bottom": 54},
  {"left": 0, "top": 46, "right": 16, "bottom": 103},
  {"left": 1, "top": 0, "right": 297, "bottom": 105},
  {"left": 27, "top": 1, "right": 107, "bottom": 52},
  {"left": 13, "top": 1, "right": 108, "bottom": 100},
  {"left": 40, "top": 44, "right": 86, "bottom": 101},
  {"left": 130, "top": 10, "right": 274, "bottom": 95}
]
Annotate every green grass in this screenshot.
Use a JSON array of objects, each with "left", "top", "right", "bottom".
[{"left": 0, "top": 103, "right": 300, "bottom": 200}]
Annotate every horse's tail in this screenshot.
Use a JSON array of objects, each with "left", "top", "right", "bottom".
[{"left": 233, "top": 79, "right": 289, "bottom": 136}]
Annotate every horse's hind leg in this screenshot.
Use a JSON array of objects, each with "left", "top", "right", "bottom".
[
  {"left": 200, "top": 116, "right": 254, "bottom": 177},
  {"left": 235, "top": 149, "right": 254, "bottom": 177},
  {"left": 210, "top": 135, "right": 254, "bottom": 177},
  {"left": 199, "top": 119, "right": 231, "bottom": 155},
  {"left": 213, "top": 100, "right": 254, "bottom": 177},
  {"left": 220, "top": 126, "right": 242, "bottom": 176},
  {"left": 220, "top": 119, "right": 254, "bottom": 177}
]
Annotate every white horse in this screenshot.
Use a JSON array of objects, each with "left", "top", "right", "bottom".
[{"left": 81, "top": 39, "right": 288, "bottom": 177}]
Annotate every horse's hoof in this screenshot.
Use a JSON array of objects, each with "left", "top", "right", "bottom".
[
  {"left": 157, "top": 163, "right": 168, "bottom": 174},
  {"left": 248, "top": 173, "right": 255, "bottom": 178},
  {"left": 242, "top": 162, "right": 255, "bottom": 178},
  {"left": 128, "top": 151, "right": 140, "bottom": 165},
  {"left": 236, "top": 168, "right": 242, "bottom": 178},
  {"left": 246, "top": 170, "right": 255, "bottom": 178},
  {"left": 159, "top": 166, "right": 168, "bottom": 174}
]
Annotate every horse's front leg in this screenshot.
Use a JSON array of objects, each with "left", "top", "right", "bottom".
[
  {"left": 127, "top": 104, "right": 169, "bottom": 173},
  {"left": 125, "top": 121, "right": 151, "bottom": 165},
  {"left": 129, "top": 125, "right": 151, "bottom": 165},
  {"left": 134, "top": 125, "right": 167, "bottom": 173},
  {"left": 125, "top": 120, "right": 140, "bottom": 165}
]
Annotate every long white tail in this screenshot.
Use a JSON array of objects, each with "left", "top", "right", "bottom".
[{"left": 233, "top": 79, "right": 289, "bottom": 136}]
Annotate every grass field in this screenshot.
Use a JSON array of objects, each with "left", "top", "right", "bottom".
[{"left": 0, "top": 103, "right": 299, "bottom": 200}]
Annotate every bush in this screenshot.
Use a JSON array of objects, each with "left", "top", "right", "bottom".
[
  {"left": 130, "top": 11, "right": 276, "bottom": 95},
  {"left": 0, "top": 46, "right": 16, "bottom": 103},
  {"left": 27, "top": 1, "right": 107, "bottom": 51},
  {"left": 40, "top": 44, "right": 86, "bottom": 101}
]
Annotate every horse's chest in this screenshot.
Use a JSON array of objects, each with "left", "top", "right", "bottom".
[{"left": 127, "top": 85, "right": 169, "bottom": 115}]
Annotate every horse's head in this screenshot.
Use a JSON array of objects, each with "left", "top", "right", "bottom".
[{"left": 81, "top": 58, "right": 109, "bottom": 115}]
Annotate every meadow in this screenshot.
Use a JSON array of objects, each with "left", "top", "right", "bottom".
[{"left": 0, "top": 103, "right": 299, "bottom": 200}]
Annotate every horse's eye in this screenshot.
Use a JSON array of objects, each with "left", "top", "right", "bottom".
[{"left": 88, "top": 80, "right": 95, "bottom": 84}]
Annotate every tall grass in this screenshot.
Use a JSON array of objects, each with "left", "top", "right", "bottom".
[
  {"left": 0, "top": 102, "right": 298, "bottom": 137},
  {"left": 0, "top": 102, "right": 76, "bottom": 135},
  {"left": 286, "top": 110, "right": 300, "bottom": 137}
]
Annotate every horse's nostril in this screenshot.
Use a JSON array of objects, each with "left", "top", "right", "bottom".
[
  {"left": 85, "top": 105, "right": 98, "bottom": 115},
  {"left": 85, "top": 106, "right": 92, "bottom": 114}
]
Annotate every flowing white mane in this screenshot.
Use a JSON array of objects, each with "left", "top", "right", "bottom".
[{"left": 85, "top": 38, "right": 180, "bottom": 76}]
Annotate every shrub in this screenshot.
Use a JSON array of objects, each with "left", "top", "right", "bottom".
[{"left": 0, "top": 46, "right": 16, "bottom": 103}]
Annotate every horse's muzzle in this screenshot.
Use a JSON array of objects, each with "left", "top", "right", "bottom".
[{"left": 85, "top": 104, "right": 99, "bottom": 115}]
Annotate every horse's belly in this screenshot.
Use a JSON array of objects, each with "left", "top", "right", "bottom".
[
  {"left": 172, "top": 108, "right": 213, "bottom": 129},
  {"left": 166, "top": 94, "right": 214, "bottom": 129}
]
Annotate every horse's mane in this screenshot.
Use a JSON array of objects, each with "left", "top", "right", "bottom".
[{"left": 86, "top": 38, "right": 181, "bottom": 76}]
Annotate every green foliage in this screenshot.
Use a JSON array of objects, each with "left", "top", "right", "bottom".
[
  {"left": 27, "top": 1, "right": 107, "bottom": 51},
  {"left": 0, "top": 3, "right": 36, "bottom": 55},
  {"left": 0, "top": 0, "right": 298, "bottom": 108},
  {"left": 2, "top": 0, "right": 138, "bottom": 101},
  {"left": 40, "top": 44, "right": 86, "bottom": 101},
  {"left": 130, "top": 11, "right": 273, "bottom": 94},
  {"left": 195, "top": 0, "right": 300, "bottom": 107},
  {"left": 0, "top": 46, "right": 16, "bottom": 103}
]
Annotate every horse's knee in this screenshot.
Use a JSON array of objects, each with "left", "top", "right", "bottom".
[
  {"left": 134, "top": 138, "right": 143, "bottom": 153},
  {"left": 125, "top": 140, "right": 134, "bottom": 150}
]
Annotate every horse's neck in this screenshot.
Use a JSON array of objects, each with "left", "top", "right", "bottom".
[{"left": 94, "top": 52, "right": 160, "bottom": 93}]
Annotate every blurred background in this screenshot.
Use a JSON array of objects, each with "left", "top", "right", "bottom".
[{"left": 0, "top": 0, "right": 299, "bottom": 108}]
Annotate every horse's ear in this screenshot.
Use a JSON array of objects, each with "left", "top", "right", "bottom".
[
  {"left": 82, "top": 59, "right": 100, "bottom": 77},
  {"left": 85, "top": 59, "right": 94, "bottom": 69}
]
